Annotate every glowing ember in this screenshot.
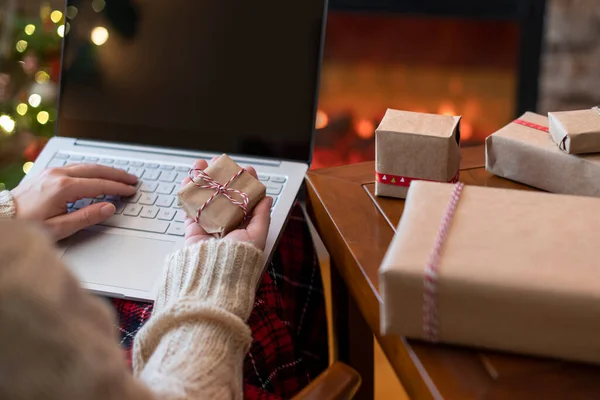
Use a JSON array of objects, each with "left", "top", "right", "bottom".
[
  {"left": 438, "top": 101, "right": 456, "bottom": 116},
  {"left": 315, "top": 109, "right": 328, "bottom": 129},
  {"left": 461, "top": 121, "right": 473, "bottom": 140},
  {"left": 356, "top": 119, "right": 375, "bottom": 139}
]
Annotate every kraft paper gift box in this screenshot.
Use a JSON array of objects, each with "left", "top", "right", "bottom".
[
  {"left": 486, "top": 112, "right": 600, "bottom": 197},
  {"left": 375, "top": 109, "right": 461, "bottom": 199},
  {"left": 380, "top": 181, "right": 600, "bottom": 364},
  {"left": 177, "top": 154, "right": 266, "bottom": 237},
  {"left": 548, "top": 106, "right": 600, "bottom": 154}
]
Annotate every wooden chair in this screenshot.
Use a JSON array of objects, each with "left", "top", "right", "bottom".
[{"left": 292, "top": 361, "right": 361, "bottom": 400}]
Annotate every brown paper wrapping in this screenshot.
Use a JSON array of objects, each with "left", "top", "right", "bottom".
[
  {"left": 375, "top": 109, "right": 461, "bottom": 199},
  {"left": 380, "top": 181, "right": 600, "bottom": 364},
  {"left": 486, "top": 112, "right": 600, "bottom": 197},
  {"left": 177, "top": 154, "right": 266, "bottom": 237},
  {"left": 548, "top": 107, "right": 600, "bottom": 154}
]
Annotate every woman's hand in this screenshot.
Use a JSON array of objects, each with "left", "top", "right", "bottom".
[
  {"left": 11, "top": 164, "right": 138, "bottom": 240},
  {"left": 182, "top": 158, "right": 272, "bottom": 250}
]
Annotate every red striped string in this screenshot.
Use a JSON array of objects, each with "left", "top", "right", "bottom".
[
  {"left": 422, "top": 182, "right": 465, "bottom": 342},
  {"left": 189, "top": 168, "right": 249, "bottom": 223},
  {"left": 513, "top": 119, "right": 549, "bottom": 133}
]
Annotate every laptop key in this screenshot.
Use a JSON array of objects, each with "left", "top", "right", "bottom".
[
  {"left": 266, "top": 183, "right": 283, "bottom": 195},
  {"left": 128, "top": 167, "right": 144, "bottom": 178},
  {"left": 258, "top": 174, "right": 270, "bottom": 182},
  {"left": 174, "top": 210, "right": 187, "bottom": 222},
  {"left": 159, "top": 171, "right": 177, "bottom": 182},
  {"left": 270, "top": 176, "right": 287, "bottom": 183},
  {"left": 115, "top": 159, "right": 129, "bottom": 165},
  {"left": 167, "top": 223, "right": 185, "bottom": 236},
  {"left": 130, "top": 161, "right": 144, "bottom": 167},
  {"left": 123, "top": 204, "right": 142, "bottom": 217},
  {"left": 140, "top": 206, "right": 159, "bottom": 219},
  {"left": 158, "top": 209, "right": 176, "bottom": 221},
  {"left": 114, "top": 201, "right": 126, "bottom": 214},
  {"left": 123, "top": 192, "right": 141, "bottom": 203},
  {"left": 157, "top": 183, "right": 175, "bottom": 195},
  {"left": 145, "top": 163, "right": 159, "bottom": 169},
  {"left": 100, "top": 215, "right": 169, "bottom": 233},
  {"left": 271, "top": 195, "right": 279, "bottom": 206},
  {"left": 100, "top": 158, "right": 114, "bottom": 164},
  {"left": 175, "top": 166, "right": 190, "bottom": 172},
  {"left": 70, "top": 155, "right": 84, "bottom": 161},
  {"left": 176, "top": 172, "right": 189, "bottom": 183},
  {"left": 74, "top": 198, "right": 93, "bottom": 209},
  {"left": 139, "top": 181, "right": 158, "bottom": 193},
  {"left": 55, "top": 153, "right": 69, "bottom": 159},
  {"left": 140, "top": 193, "right": 158, "bottom": 205},
  {"left": 48, "top": 159, "right": 66, "bottom": 168},
  {"left": 161, "top": 165, "right": 175, "bottom": 171},
  {"left": 156, "top": 195, "right": 174, "bottom": 208},
  {"left": 143, "top": 169, "right": 161, "bottom": 181}
]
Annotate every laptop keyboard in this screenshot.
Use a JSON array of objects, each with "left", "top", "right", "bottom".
[{"left": 47, "top": 153, "right": 285, "bottom": 236}]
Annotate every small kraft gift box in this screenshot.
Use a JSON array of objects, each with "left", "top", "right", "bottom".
[
  {"left": 548, "top": 106, "right": 600, "bottom": 154},
  {"left": 380, "top": 181, "right": 600, "bottom": 364},
  {"left": 177, "top": 154, "right": 266, "bottom": 237},
  {"left": 486, "top": 112, "right": 600, "bottom": 197},
  {"left": 375, "top": 109, "right": 461, "bottom": 199}
]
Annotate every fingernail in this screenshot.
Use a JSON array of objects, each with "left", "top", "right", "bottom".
[{"left": 101, "top": 203, "right": 116, "bottom": 217}]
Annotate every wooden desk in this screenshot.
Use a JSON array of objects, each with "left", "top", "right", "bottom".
[{"left": 305, "top": 145, "right": 600, "bottom": 400}]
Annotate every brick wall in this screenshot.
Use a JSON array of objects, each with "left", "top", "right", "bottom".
[{"left": 539, "top": 0, "right": 600, "bottom": 112}]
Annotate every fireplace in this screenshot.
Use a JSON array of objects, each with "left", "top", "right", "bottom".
[{"left": 312, "top": 0, "right": 546, "bottom": 169}]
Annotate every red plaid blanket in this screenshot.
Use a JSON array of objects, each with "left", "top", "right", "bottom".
[{"left": 110, "top": 203, "right": 328, "bottom": 399}]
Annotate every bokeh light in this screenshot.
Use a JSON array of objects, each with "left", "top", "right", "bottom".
[
  {"left": 91, "top": 26, "right": 109, "bottom": 45},
  {"left": 50, "top": 10, "right": 63, "bottom": 23},
  {"left": 28, "top": 94, "right": 42, "bottom": 108},
  {"left": 0, "top": 115, "right": 16, "bottom": 134},
  {"left": 16, "top": 40, "right": 28, "bottom": 53},
  {"left": 57, "top": 24, "right": 65, "bottom": 37},
  {"left": 24, "top": 24, "right": 36, "bottom": 35},
  {"left": 35, "top": 71, "right": 50, "bottom": 84},
  {"left": 23, "top": 162, "right": 34, "bottom": 174},
  {"left": 16, "top": 103, "right": 28, "bottom": 116},
  {"left": 92, "top": 0, "right": 106, "bottom": 12},
  {"left": 37, "top": 111, "right": 50, "bottom": 125}
]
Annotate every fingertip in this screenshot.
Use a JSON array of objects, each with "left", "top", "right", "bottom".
[
  {"left": 100, "top": 202, "right": 116, "bottom": 218},
  {"left": 192, "top": 159, "right": 208, "bottom": 170},
  {"left": 245, "top": 166, "right": 258, "bottom": 179}
]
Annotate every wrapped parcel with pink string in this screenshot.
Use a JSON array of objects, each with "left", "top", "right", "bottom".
[{"left": 177, "top": 154, "right": 266, "bottom": 237}]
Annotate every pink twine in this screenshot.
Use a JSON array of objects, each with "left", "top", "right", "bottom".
[
  {"left": 422, "top": 182, "right": 465, "bottom": 342},
  {"left": 189, "top": 168, "right": 249, "bottom": 223}
]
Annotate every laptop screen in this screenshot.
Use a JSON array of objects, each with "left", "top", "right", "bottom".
[{"left": 57, "top": 0, "right": 327, "bottom": 163}]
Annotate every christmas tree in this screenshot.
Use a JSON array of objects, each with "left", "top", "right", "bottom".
[{"left": 0, "top": 1, "right": 64, "bottom": 190}]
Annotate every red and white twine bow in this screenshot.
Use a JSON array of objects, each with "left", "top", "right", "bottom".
[
  {"left": 422, "top": 182, "right": 465, "bottom": 342},
  {"left": 189, "top": 168, "right": 249, "bottom": 223}
]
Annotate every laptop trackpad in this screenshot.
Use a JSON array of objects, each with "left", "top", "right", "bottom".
[{"left": 61, "top": 231, "right": 175, "bottom": 292}]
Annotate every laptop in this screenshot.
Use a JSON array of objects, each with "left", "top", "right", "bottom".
[{"left": 22, "top": 0, "right": 328, "bottom": 301}]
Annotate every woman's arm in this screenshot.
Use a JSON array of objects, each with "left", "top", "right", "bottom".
[
  {"left": 133, "top": 240, "right": 264, "bottom": 400},
  {"left": 0, "top": 220, "right": 155, "bottom": 400}
]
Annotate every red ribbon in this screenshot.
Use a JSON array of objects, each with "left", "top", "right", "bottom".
[
  {"left": 375, "top": 170, "right": 460, "bottom": 187},
  {"left": 513, "top": 119, "right": 549, "bottom": 133},
  {"left": 189, "top": 168, "right": 249, "bottom": 223}
]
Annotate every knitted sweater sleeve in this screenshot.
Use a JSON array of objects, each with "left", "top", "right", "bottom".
[
  {"left": 0, "top": 190, "right": 16, "bottom": 219},
  {"left": 133, "top": 240, "right": 264, "bottom": 400}
]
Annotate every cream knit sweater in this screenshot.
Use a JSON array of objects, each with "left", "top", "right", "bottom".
[{"left": 0, "top": 190, "right": 264, "bottom": 400}]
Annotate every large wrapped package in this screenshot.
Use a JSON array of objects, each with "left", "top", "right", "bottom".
[
  {"left": 486, "top": 112, "right": 600, "bottom": 197},
  {"left": 380, "top": 181, "right": 600, "bottom": 364}
]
